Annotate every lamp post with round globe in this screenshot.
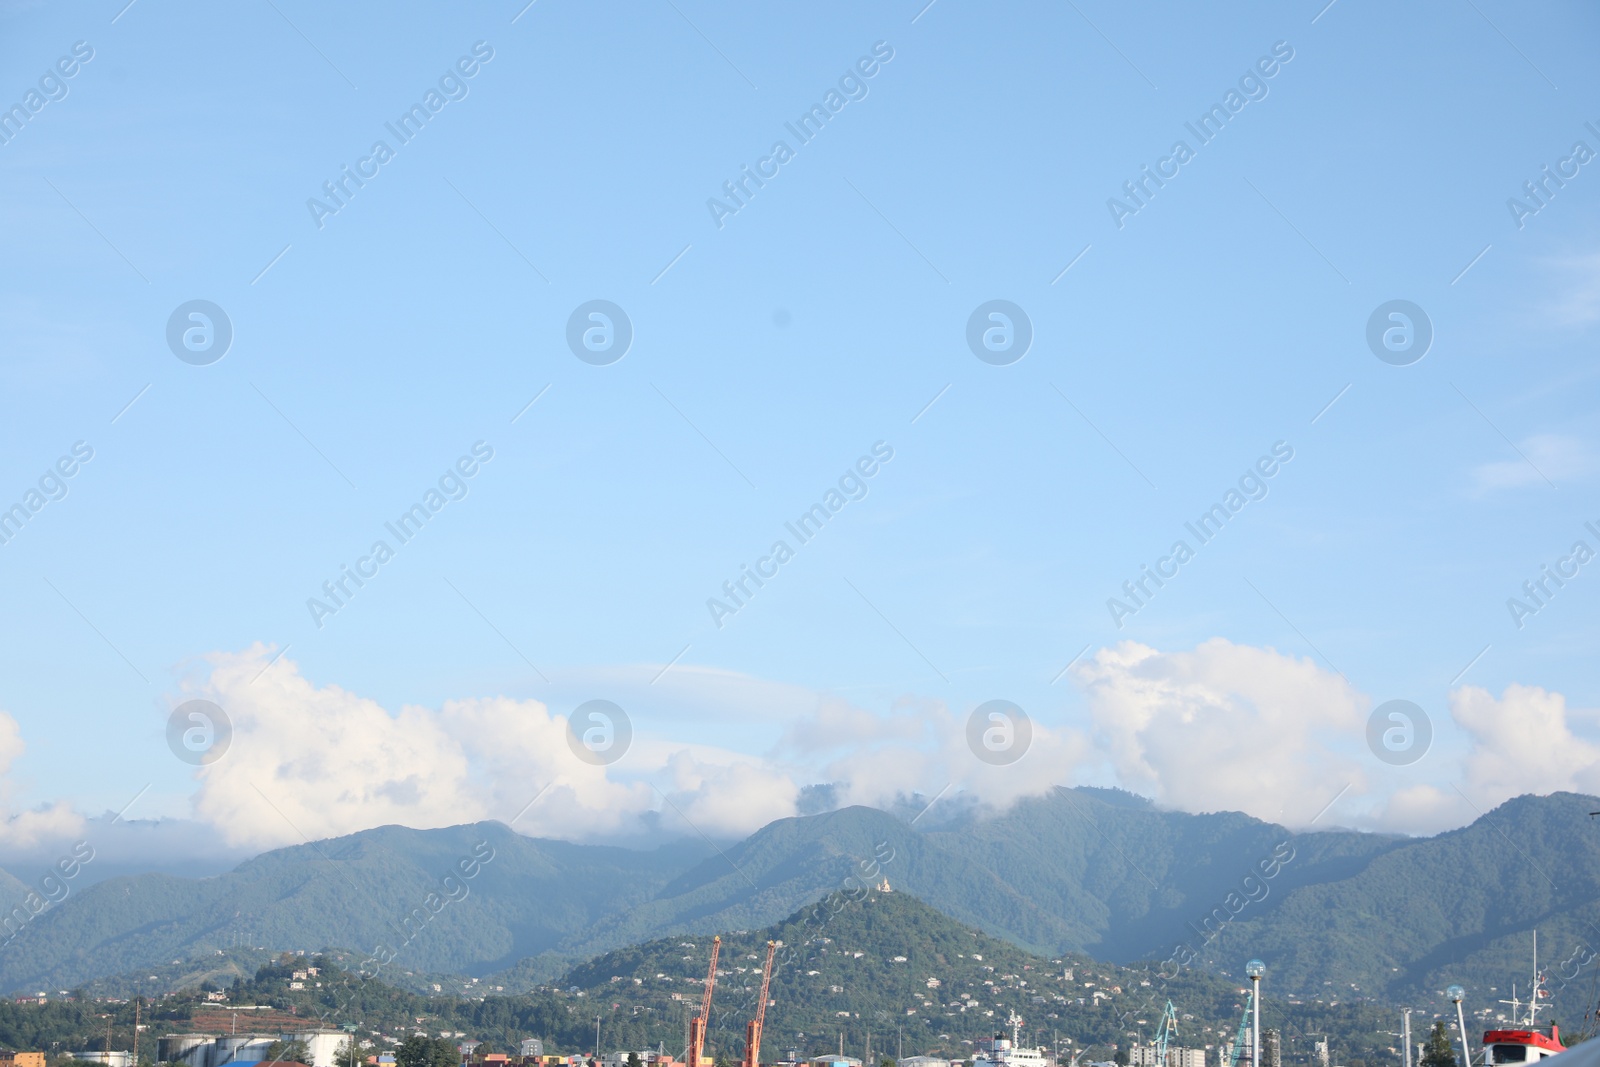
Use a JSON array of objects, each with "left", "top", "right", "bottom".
[
  {"left": 1246, "top": 960, "right": 1266, "bottom": 1067},
  {"left": 1448, "top": 986, "right": 1470, "bottom": 1067}
]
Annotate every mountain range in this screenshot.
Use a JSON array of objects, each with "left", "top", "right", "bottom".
[
  {"left": 2, "top": 789, "right": 1598, "bottom": 1018},
  {"left": 0, "top": 890, "right": 1409, "bottom": 1066}
]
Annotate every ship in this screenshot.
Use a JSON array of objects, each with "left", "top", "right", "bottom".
[
  {"left": 973, "top": 1012, "right": 1050, "bottom": 1067},
  {"left": 1482, "top": 1025, "right": 1563, "bottom": 1065},
  {"left": 1482, "top": 933, "right": 1564, "bottom": 1065}
]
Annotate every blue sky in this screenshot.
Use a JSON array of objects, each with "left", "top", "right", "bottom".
[{"left": 2, "top": 0, "right": 1599, "bottom": 868}]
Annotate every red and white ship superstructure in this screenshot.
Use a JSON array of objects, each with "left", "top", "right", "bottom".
[{"left": 1483, "top": 934, "right": 1564, "bottom": 1065}]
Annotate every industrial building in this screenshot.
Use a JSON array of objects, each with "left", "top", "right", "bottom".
[
  {"left": 68, "top": 1054, "right": 132, "bottom": 1067},
  {"left": 158, "top": 1030, "right": 347, "bottom": 1067}
]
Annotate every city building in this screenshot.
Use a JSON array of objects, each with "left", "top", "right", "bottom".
[
  {"left": 0, "top": 1052, "right": 47, "bottom": 1067},
  {"left": 1130, "top": 1047, "right": 1204, "bottom": 1067}
]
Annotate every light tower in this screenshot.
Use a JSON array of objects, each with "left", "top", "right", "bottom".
[
  {"left": 1246, "top": 960, "right": 1266, "bottom": 1067},
  {"left": 1448, "top": 986, "right": 1470, "bottom": 1067}
]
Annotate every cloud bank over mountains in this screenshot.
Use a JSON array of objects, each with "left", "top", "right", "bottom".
[{"left": 0, "top": 638, "right": 1594, "bottom": 860}]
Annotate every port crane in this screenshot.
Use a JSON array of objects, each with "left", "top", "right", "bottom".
[
  {"left": 744, "top": 941, "right": 778, "bottom": 1067},
  {"left": 689, "top": 935, "right": 722, "bottom": 1067},
  {"left": 1154, "top": 1001, "right": 1179, "bottom": 1067},
  {"left": 1229, "top": 999, "right": 1252, "bottom": 1067}
]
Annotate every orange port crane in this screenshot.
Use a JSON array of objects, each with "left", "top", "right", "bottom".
[
  {"left": 688, "top": 935, "right": 722, "bottom": 1067},
  {"left": 743, "top": 941, "right": 778, "bottom": 1067}
]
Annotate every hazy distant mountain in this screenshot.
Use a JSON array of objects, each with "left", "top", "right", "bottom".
[
  {"left": 0, "top": 822, "right": 709, "bottom": 994},
  {"left": 1217, "top": 791, "right": 1600, "bottom": 1001},
  {"left": 0, "top": 864, "right": 31, "bottom": 903},
  {"left": 917, "top": 788, "right": 1398, "bottom": 964},
  {"left": 3, "top": 789, "right": 1597, "bottom": 1010}
]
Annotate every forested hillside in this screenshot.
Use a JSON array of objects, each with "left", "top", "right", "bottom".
[
  {"left": 0, "top": 892, "right": 1423, "bottom": 1067},
  {"left": 3, "top": 790, "right": 1598, "bottom": 1012}
]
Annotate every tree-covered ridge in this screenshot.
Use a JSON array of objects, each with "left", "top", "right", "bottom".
[
  {"left": 0, "top": 892, "right": 1502, "bottom": 1067},
  {"left": 5, "top": 790, "right": 1600, "bottom": 1016},
  {"left": 544, "top": 886, "right": 1422, "bottom": 1065}
]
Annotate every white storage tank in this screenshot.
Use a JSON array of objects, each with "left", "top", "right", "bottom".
[
  {"left": 69, "top": 1054, "right": 133, "bottom": 1067},
  {"left": 291, "top": 1029, "right": 350, "bottom": 1067},
  {"left": 159, "top": 1035, "right": 212, "bottom": 1067}
]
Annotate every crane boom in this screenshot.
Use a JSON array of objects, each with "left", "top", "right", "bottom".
[
  {"left": 744, "top": 941, "right": 777, "bottom": 1067},
  {"left": 700, "top": 935, "right": 722, "bottom": 1022},
  {"left": 1229, "top": 998, "right": 1251, "bottom": 1067},
  {"left": 1154, "top": 1001, "right": 1178, "bottom": 1067},
  {"left": 689, "top": 936, "right": 722, "bottom": 1067}
]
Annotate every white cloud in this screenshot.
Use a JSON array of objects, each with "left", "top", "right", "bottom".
[
  {"left": 186, "top": 645, "right": 803, "bottom": 849},
  {"left": 1451, "top": 683, "right": 1600, "bottom": 802},
  {"left": 778, "top": 693, "right": 1092, "bottom": 817},
  {"left": 1370, "top": 784, "right": 1472, "bottom": 836},
  {"left": 1364, "top": 684, "right": 1600, "bottom": 834},
  {"left": 657, "top": 750, "right": 800, "bottom": 840},
  {"left": 13, "top": 641, "right": 1591, "bottom": 855},
  {"left": 1470, "top": 433, "right": 1596, "bottom": 492},
  {"left": 1071, "top": 638, "right": 1368, "bottom": 826},
  {"left": 188, "top": 646, "right": 1092, "bottom": 849},
  {"left": 0, "top": 711, "right": 85, "bottom": 848}
]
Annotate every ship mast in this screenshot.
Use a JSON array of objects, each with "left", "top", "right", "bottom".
[{"left": 1528, "top": 932, "right": 1542, "bottom": 1029}]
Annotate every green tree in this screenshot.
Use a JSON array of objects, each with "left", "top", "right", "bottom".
[
  {"left": 264, "top": 1040, "right": 311, "bottom": 1064},
  {"left": 1114, "top": 1050, "right": 1130, "bottom": 1067},
  {"left": 397, "top": 1036, "right": 458, "bottom": 1067},
  {"left": 1421, "top": 1021, "right": 1458, "bottom": 1067},
  {"left": 627, "top": 1054, "right": 644, "bottom": 1067},
  {"left": 880, "top": 1057, "right": 897, "bottom": 1067}
]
